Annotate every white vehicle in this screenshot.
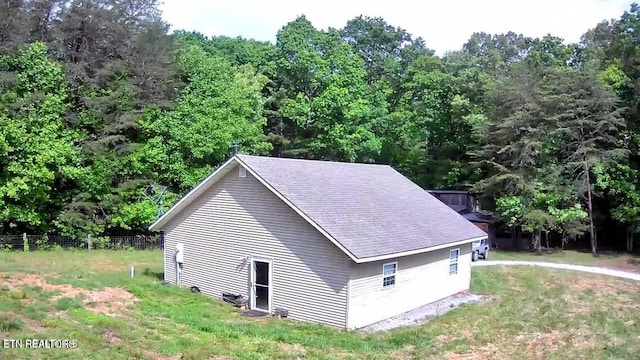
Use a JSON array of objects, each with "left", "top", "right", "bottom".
[{"left": 472, "top": 238, "right": 489, "bottom": 261}]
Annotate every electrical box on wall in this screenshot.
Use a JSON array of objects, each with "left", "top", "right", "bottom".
[{"left": 175, "top": 243, "right": 184, "bottom": 263}]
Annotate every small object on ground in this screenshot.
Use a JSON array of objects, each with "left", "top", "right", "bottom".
[
  {"left": 190, "top": 286, "right": 200, "bottom": 293},
  {"left": 273, "top": 307, "right": 289, "bottom": 318},
  {"left": 222, "top": 292, "right": 248, "bottom": 307}
]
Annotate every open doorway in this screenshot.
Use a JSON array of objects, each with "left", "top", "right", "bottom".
[{"left": 251, "top": 259, "right": 271, "bottom": 312}]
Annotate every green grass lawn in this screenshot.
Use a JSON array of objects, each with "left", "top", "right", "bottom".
[
  {"left": 491, "top": 249, "right": 640, "bottom": 272},
  {"left": 1, "top": 250, "right": 639, "bottom": 359}
]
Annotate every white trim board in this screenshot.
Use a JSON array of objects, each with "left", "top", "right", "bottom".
[{"left": 355, "top": 236, "right": 486, "bottom": 264}]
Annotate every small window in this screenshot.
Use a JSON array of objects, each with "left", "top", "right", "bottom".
[
  {"left": 382, "top": 262, "right": 397, "bottom": 287},
  {"left": 239, "top": 167, "right": 246, "bottom": 178},
  {"left": 449, "top": 249, "right": 459, "bottom": 275}
]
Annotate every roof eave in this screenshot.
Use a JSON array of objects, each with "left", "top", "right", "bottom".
[{"left": 352, "top": 235, "right": 488, "bottom": 264}]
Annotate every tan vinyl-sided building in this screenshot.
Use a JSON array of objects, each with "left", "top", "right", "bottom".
[{"left": 149, "top": 155, "right": 487, "bottom": 330}]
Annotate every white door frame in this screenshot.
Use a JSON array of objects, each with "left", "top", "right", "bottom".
[{"left": 250, "top": 258, "right": 273, "bottom": 313}]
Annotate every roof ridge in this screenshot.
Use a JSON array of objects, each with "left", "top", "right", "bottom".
[{"left": 236, "top": 154, "right": 390, "bottom": 167}]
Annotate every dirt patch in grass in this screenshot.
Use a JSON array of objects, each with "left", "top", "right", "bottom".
[
  {"left": 104, "top": 329, "right": 125, "bottom": 346},
  {"left": 82, "top": 287, "right": 137, "bottom": 317},
  {"left": 103, "top": 330, "right": 180, "bottom": 360},
  {"left": 326, "top": 349, "right": 357, "bottom": 359},
  {"left": 21, "top": 318, "right": 47, "bottom": 333},
  {"left": 441, "top": 343, "right": 502, "bottom": 360},
  {"left": 435, "top": 330, "right": 473, "bottom": 345},
  {"left": 388, "top": 344, "right": 415, "bottom": 359},
  {"left": 278, "top": 342, "right": 307, "bottom": 356},
  {"left": 571, "top": 277, "right": 621, "bottom": 295},
  {"left": 505, "top": 275, "right": 524, "bottom": 292},
  {"left": 435, "top": 334, "right": 457, "bottom": 345},
  {"left": 2, "top": 273, "right": 59, "bottom": 291},
  {"left": 564, "top": 279, "right": 640, "bottom": 322},
  {"left": 514, "top": 330, "right": 570, "bottom": 354},
  {"left": 513, "top": 330, "right": 596, "bottom": 352},
  {"left": 558, "top": 275, "right": 640, "bottom": 316},
  {"left": 3, "top": 273, "right": 137, "bottom": 317},
  {"left": 142, "top": 349, "right": 182, "bottom": 360}
]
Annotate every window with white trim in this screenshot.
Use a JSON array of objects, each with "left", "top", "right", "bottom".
[
  {"left": 239, "top": 167, "right": 246, "bottom": 178},
  {"left": 382, "top": 262, "right": 397, "bottom": 287},
  {"left": 449, "top": 249, "right": 459, "bottom": 275}
]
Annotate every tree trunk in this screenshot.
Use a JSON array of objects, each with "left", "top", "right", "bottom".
[
  {"left": 627, "top": 227, "right": 634, "bottom": 253},
  {"left": 531, "top": 230, "right": 542, "bottom": 254},
  {"left": 584, "top": 161, "right": 597, "bottom": 256},
  {"left": 512, "top": 226, "right": 518, "bottom": 250},
  {"left": 545, "top": 231, "right": 550, "bottom": 251}
]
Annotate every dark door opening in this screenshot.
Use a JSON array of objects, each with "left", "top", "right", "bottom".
[{"left": 252, "top": 260, "right": 270, "bottom": 311}]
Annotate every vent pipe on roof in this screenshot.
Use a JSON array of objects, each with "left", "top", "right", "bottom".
[{"left": 232, "top": 140, "right": 239, "bottom": 155}]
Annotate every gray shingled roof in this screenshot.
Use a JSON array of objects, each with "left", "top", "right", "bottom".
[{"left": 237, "top": 155, "right": 487, "bottom": 260}]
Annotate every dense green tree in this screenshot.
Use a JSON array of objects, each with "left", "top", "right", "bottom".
[
  {"left": 548, "top": 67, "right": 627, "bottom": 255},
  {"left": 139, "top": 44, "right": 271, "bottom": 191},
  {"left": 3, "top": 0, "right": 640, "bottom": 255},
  {"left": 274, "top": 16, "right": 386, "bottom": 162},
  {"left": 0, "top": 42, "right": 80, "bottom": 232}
]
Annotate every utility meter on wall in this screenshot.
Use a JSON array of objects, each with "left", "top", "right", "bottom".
[{"left": 175, "top": 243, "right": 184, "bottom": 267}]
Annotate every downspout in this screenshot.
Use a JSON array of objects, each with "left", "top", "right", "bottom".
[{"left": 345, "top": 278, "right": 351, "bottom": 330}]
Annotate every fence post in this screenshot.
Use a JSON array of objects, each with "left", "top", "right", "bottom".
[
  {"left": 23, "top": 233, "right": 28, "bottom": 252},
  {"left": 87, "top": 234, "right": 92, "bottom": 250}
]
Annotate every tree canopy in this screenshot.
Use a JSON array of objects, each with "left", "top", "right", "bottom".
[{"left": 3, "top": 1, "right": 640, "bottom": 252}]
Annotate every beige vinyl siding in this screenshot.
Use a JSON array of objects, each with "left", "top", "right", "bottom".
[
  {"left": 163, "top": 164, "right": 351, "bottom": 328},
  {"left": 347, "top": 244, "right": 472, "bottom": 329}
]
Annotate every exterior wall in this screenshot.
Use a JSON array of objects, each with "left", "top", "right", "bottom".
[
  {"left": 347, "top": 243, "right": 472, "bottom": 329},
  {"left": 473, "top": 222, "right": 489, "bottom": 233},
  {"left": 162, "top": 164, "right": 351, "bottom": 328}
]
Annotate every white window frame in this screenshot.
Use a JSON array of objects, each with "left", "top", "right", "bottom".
[
  {"left": 382, "top": 262, "right": 397, "bottom": 288},
  {"left": 449, "top": 248, "right": 460, "bottom": 275},
  {"left": 239, "top": 167, "right": 247, "bottom": 178}
]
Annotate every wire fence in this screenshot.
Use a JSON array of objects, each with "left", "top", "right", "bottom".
[{"left": 0, "top": 233, "right": 164, "bottom": 251}]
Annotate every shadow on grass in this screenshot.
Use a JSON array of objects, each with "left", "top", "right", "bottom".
[{"left": 142, "top": 268, "right": 163, "bottom": 281}]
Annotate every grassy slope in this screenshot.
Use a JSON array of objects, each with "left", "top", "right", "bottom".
[{"left": 0, "top": 250, "right": 638, "bottom": 359}]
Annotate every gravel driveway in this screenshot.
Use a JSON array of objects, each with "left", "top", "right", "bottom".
[{"left": 473, "top": 260, "right": 640, "bottom": 281}]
